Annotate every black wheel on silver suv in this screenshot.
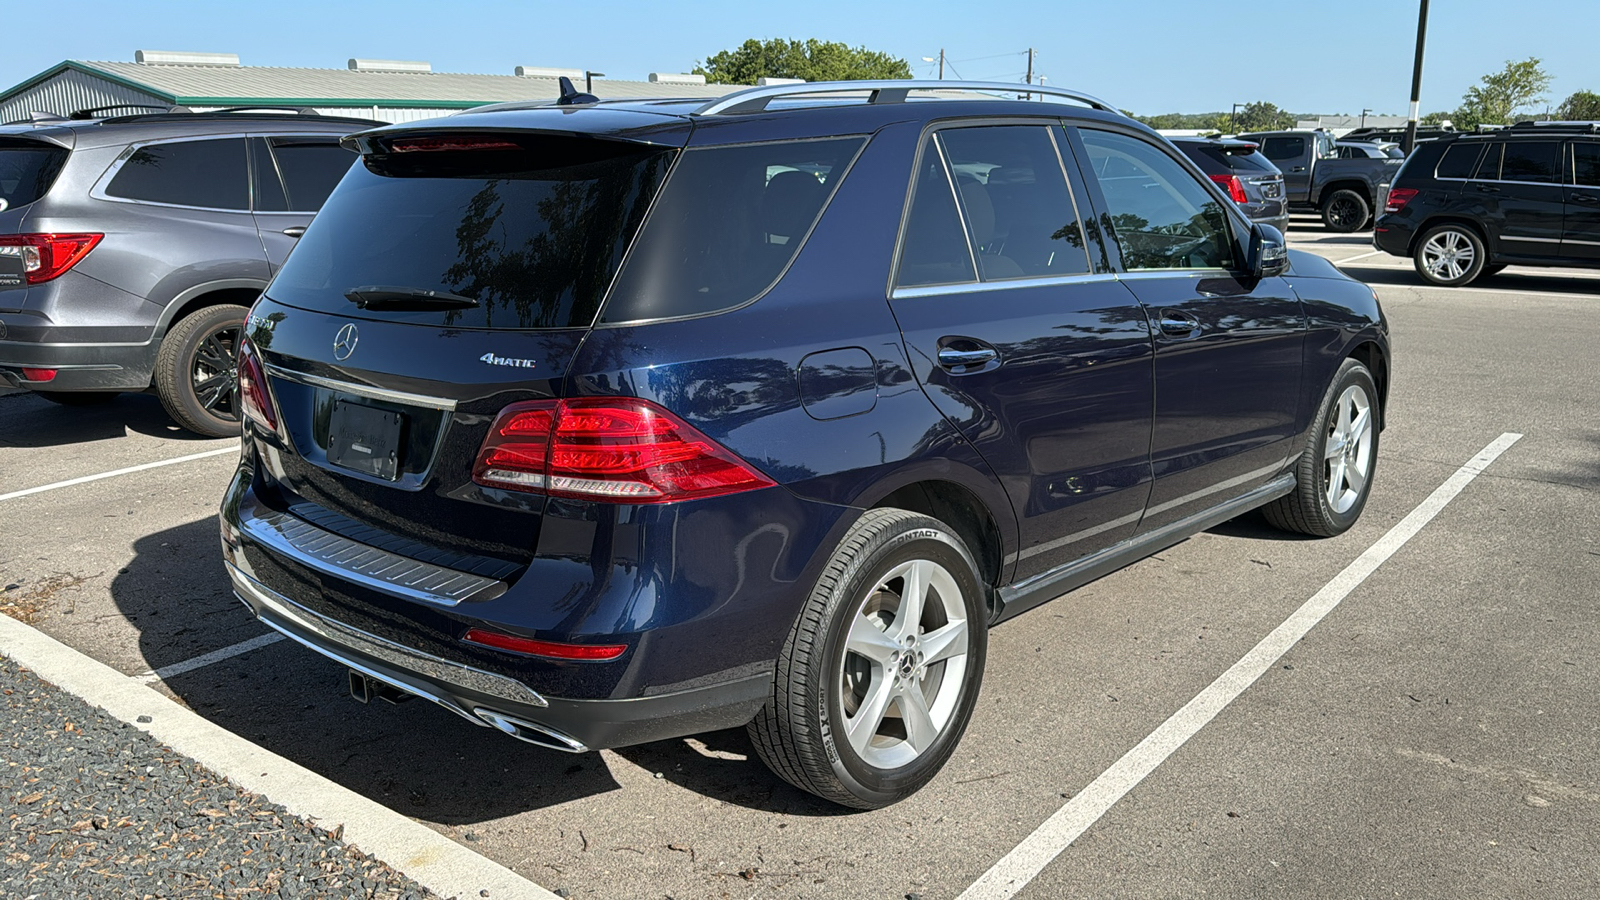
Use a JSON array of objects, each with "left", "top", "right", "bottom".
[
  {"left": 1322, "top": 189, "right": 1371, "bottom": 233},
  {"left": 153, "top": 303, "right": 249, "bottom": 438},
  {"left": 1263, "top": 358, "right": 1380, "bottom": 537},
  {"left": 1413, "top": 223, "right": 1486, "bottom": 286},
  {"left": 747, "top": 508, "right": 988, "bottom": 809}
]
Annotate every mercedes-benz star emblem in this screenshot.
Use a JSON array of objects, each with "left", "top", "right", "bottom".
[{"left": 333, "top": 323, "right": 359, "bottom": 361}]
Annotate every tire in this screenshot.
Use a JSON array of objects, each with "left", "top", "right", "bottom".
[
  {"left": 747, "top": 508, "right": 988, "bottom": 809},
  {"left": 1480, "top": 263, "right": 1507, "bottom": 277},
  {"left": 1321, "top": 189, "right": 1371, "bottom": 233},
  {"left": 153, "top": 303, "right": 249, "bottom": 438},
  {"left": 34, "top": 391, "right": 120, "bottom": 406},
  {"left": 1412, "top": 224, "right": 1486, "bottom": 286},
  {"left": 1263, "top": 358, "right": 1380, "bottom": 537}
]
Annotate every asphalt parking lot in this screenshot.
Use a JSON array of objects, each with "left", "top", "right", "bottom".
[{"left": 3, "top": 217, "right": 1598, "bottom": 899}]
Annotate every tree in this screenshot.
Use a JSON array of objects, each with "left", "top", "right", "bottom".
[
  {"left": 1453, "top": 57, "right": 1552, "bottom": 127},
  {"left": 1420, "top": 111, "right": 1454, "bottom": 127},
  {"left": 693, "top": 39, "right": 911, "bottom": 85},
  {"left": 1556, "top": 90, "right": 1600, "bottom": 121},
  {"left": 1233, "top": 102, "right": 1297, "bottom": 132}
]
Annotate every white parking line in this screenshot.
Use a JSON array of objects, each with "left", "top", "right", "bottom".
[
  {"left": 1333, "top": 249, "right": 1383, "bottom": 265},
  {"left": 0, "top": 602, "right": 557, "bottom": 899},
  {"left": 958, "top": 432, "right": 1523, "bottom": 900},
  {"left": 135, "top": 632, "right": 286, "bottom": 684},
  {"left": 0, "top": 445, "right": 238, "bottom": 503}
]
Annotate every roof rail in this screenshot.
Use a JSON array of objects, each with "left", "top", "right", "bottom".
[
  {"left": 1508, "top": 120, "right": 1600, "bottom": 134},
  {"left": 691, "top": 80, "right": 1118, "bottom": 117},
  {"left": 69, "top": 103, "right": 176, "bottom": 119}
]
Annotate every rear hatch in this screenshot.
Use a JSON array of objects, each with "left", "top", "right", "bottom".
[
  {"left": 1190, "top": 140, "right": 1285, "bottom": 213},
  {"left": 0, "top": 133, "right": 73, "bottom": 289},
  {"left": 249, "top": 114, "right": 689, "bottom": 564}
]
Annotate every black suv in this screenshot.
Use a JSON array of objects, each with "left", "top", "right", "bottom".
[
  {"left": 1167, "top": 136, "right": 1288, "bottom": 233},
  {"left": 0, "top": 106, "right": 375, "bottom": 434},
  {"left": 220, "top": 80, "right": 1388, "bottom": 809},
  {"left": 1375, "top": 121, "right": 1600, "bottom": 285}
]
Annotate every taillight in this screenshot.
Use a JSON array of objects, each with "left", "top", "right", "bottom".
[
  {"left": 1385, "top": 187, "right": 1419, "bottom": 214},
  {"left": 1209, "top": 174, "right": 1249, "bottom": 204},
  {"left": 0, "top": 234, "right": 103, "bottom": 284},
  {"left": 237, "top": 336, "right": 277, "bottom": 433},
  {"left": 20, "top": 367, "right": 57, "bottom": 382},
  {"left": 461, "top": 627, "right": 627, "bottom": 661},
  {"left": 472, "top": 398, "right": 777, "bottom": 503}
]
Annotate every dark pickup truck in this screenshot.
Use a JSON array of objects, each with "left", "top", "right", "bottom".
[{"left": 1238, "top": 129, "right": 1402, "bottom": 232}]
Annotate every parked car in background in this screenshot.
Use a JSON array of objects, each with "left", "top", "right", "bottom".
[
  {"left": 1335, "top": 141, "right": 1405, "bottom": 159},
  {"left": 0, "top": 106, "right": 373, "bottom": 435},
  {"left": 1168, "top": 136, "right": 1289, "bottom": 233},
  {"left": 220, "top": 80, "right": 1390, "bottom": 810},
  {"left": 1238, "top": 128, "right": 1401, "bottom": 232},
  {"left": 1374, "top": 120, "right": 1600, "bottom": 286}
]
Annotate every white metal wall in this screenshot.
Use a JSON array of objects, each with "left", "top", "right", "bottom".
[{"left": 0, "top": 69, "right": 166, "bottom": 123}]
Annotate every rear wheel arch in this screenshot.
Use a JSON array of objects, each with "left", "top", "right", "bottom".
[
  {"left": 1319, "top": 179, "right": 1373, "bottom": 204},
  {"left": 1406, "top": 216, "right": 1488, "bottom": 258},
  {"left": 868, "top": 479, "right": 1006, "bottom": 617},
  {"left": 152, "top": 281, "right": 267, "bottom": 348}
]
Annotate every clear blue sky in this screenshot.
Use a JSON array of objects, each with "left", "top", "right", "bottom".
[{"left": 3, "top": 0, "right": 1595, "bottom": 116}]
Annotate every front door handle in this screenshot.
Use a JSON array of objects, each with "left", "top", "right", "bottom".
[
  {"left": 282, "top": 226, "right": 307, "bottom": 238},
  {"left": 936, "top": 342, "right": 999, "bottom": 372},
  {"left": 1291, "top": 166, "right": 1307, "bottom": 173},
  {"left": 1474, "top": 184, "right": 1500, "bottom": 194},
  {"left": 1572, "top": 192, "right": 1600, "bottom": 204},
  {"left": 1159, "top": 310, "right": 1202, "bottom": 337}
]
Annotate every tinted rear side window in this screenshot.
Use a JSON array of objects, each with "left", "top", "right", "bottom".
[
  {"left": 600, "top": 137, "right": 863, "bottom": 323},
  {"left": 1472, "top": 143, "right": 1504, "bottom": 180},
  {"left": 938, "top": 125, "right": 1090, "bottom": 280},
  {"left": 271, "top": 139, "right": 358, "bottom": 211},
  {"left": 896, "top": 136, "right": 977, "bottom": 288},
  {"left": 1435, "top": 143, "right": 1481, "bottom": 179},
  {"left": 106, "top": 138, "right": 248, "bottom": 210},
  {"left": 1575, "top": 142, "right": 1600, "bottom": 186},
  {"left": 268, "top": 137, "right": 673, "bottom": 330},
  {"left": 1259, "top": 137, "right": 1305, "bottom": 162},
  {"left": 0, "top": 141, "right": 69, "bottom": 209},
  {"left": 1500, "top": 141, "right": 1560, "bottom": 183}
]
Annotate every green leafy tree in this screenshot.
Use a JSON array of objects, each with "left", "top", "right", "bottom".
[
  {"left": 693, "top": 38, "right": 911, "bottom": 85},
  {"left": 1556, "top": 89, "right": 1600, "bottom": 121},
  {"left": 1233, "top": 101, "right": 1297, "bottom": 132},
  {"left": 1420, "top": 110, "right": 1454, "bottom": 127},
  {"left": 1453, "top": 57, "right": 1552, "bottom": 127}
]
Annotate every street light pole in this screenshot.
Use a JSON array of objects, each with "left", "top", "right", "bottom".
[
  {"left": 1403, "top": 0, "right": 1430, "bottom": 154},
  {"left": 1231, "top": 102, "right": 1244, "bottom": 133},
  {"left": 1361, "top": 107, "right": 1372, "bottom": 129}
]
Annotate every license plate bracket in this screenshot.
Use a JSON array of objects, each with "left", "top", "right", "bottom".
[{"left": 328, "top": 400, "right": 404, "bottom": 480}]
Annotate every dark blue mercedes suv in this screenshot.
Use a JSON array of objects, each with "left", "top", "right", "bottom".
[{"left": 219, "top": 80, "right": 1390, "bottom": 809}]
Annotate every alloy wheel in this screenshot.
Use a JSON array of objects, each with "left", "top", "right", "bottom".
[
  {"left": 1420, "top": 230, "right": 1475, "bottom": 282},
  {"left": 1327, "top": 196, "right": 1363, "bottom": 229},
  {"left": 1324, "top": 383, "right": 1373, "bottom": 514},
  {"left": 837, "top": 558, "right": 971, "bottom": 770},
  {"left": 191, "top": 322, "right": 241, "bottom": 422}
]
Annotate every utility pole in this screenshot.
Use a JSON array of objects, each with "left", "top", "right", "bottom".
[
  {"left": 1232, "top": 102, "right": 1245, "bottom": 133},
  {"left": 939, "top": 48, "right": 945, "bottom": 80},
  {"left": 1024, "top": 48, "right": 1034, "bottom": 100},
  {"left": 1361, "top": 107, "right": 1372, "bottom": 129},
  {"left": 1403, "top": 0, "right": 1430, "bottom": 154}
]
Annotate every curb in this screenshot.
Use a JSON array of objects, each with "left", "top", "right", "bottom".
[{"left": 0, "top": 610, "right": 557, "bottom": 900}]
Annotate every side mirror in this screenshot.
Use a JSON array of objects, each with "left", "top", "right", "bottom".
[{"left": 1250, "top": 223, "right": 1289, "bottom": 278}]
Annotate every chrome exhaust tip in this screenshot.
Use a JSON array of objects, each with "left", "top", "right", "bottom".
[{"left": 473, "top": 708, "right": 588, "bottom": 753}]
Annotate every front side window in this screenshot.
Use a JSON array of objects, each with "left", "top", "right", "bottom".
[
  {"left": 1080, "top": 129, "right": 1235, "bottom": 272},
  {"left": 600, "top": 137, "right": 863, "bottom": 323},
  {"left": 1574, "top": 142, "right": 1600, "bottom": 187},
  {"left": 1259, "top": 137, "right": 1305, "bottom": 163},
  {"left": 106, "top": 138, "right": 248, "bottom": 210},
  {"left": 937, "top": 125, "right": 1090, "bottom": 280},
  {"left": 1500, "top": 141, "right": 1560, "bottom": 183}
]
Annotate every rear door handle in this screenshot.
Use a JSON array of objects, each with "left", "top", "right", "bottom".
[
  {"left": 936, "top": 342, "right": 999, "bottom": 371},
  {"left": 1572, "top": 192, "right": 1600, "bottom": 204},
  {"left": 1290, "top": 166, "right": 1307, "bottom": 173},
  {"left": 1159, "top": 310, "right": 1202, "bottom": 337},
  {"left": 1474, "top": 184, "right": 1500, "bottom": 194},
  {"left": 282, "top": 226, "right": 307, "bottom": 238}
]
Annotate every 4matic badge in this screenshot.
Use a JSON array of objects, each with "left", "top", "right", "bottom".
[{"left": 480, "top": 353, "right": 537, "bottom": 369}]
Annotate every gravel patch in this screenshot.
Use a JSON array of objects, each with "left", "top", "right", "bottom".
[{"left": 1, "top": 655, "right": 444, "bottom": 899}]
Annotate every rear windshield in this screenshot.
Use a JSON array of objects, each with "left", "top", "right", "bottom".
[
  {"left": 1187, "top": 144, "right": 1274, "bottom": 173},
  {"left": 266, "top": 136, "right": 673, "bottom": 330},
  {"left": 0, "top": 141, "right": 69, "bottom": 210}
]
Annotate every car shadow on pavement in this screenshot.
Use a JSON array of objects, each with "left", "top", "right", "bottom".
[
  {"left": 611, "top": 731, "right": 854, "bottom": 817},
  {"left": 1206, "top": 507, "right": 1320, "bottom": 542},
  {"left": 110, "top": 516, "right": 632, "bottom": 823},
  {"left": 1349, "top": 265, "right": 1600, "bottom": 296},
  {"left": 0, "top": 391, "right": 212, "bottom": 448}
]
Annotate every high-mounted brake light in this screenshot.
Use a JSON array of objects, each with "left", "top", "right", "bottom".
[
  {"left": 387, "top": 136, "right": 520, "bottom": 153},
  {"left": 472, "top": 398, "right": 777, "bottom": 503},
  {"left": 0, "top": 234, "right": 103, "bottom": 284},
  {"left": 461, "top": 627, "right": 627, "bottom": 661},
  {"left": 1384, "top": 187, "right": 1419, "bottom": 214},
  {"left": 237, "top": 336, "right": 277, "bottom": 432},
  {"left": 1209, "top": 174, "right": 1249, "bottom": 204}
]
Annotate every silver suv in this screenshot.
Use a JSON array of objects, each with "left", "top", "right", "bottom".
[{"left": 0, "top": 107, "right": 375, "bottom": 435}]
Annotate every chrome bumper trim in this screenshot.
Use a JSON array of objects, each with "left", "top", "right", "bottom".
[
  {"left": 228, "top": 563, "right": 547, "bottom": 710},
  {"left": 237, "top": 495, "right": 504, "bottom": 608}
]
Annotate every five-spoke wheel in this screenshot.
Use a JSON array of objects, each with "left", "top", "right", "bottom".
[{"left": 1264, "top": 358, "right": 1381, "bottom": 536}]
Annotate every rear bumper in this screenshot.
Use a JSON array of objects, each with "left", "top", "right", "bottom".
[
  {"left": 228, "top": 562, "right": 770, "bottom": 751},
  {"left": 0, "top": 333, "right": 156, "bottom": 391},
  {"left": 1372, "top": 216, "right": 1414, "bottom": 257}
]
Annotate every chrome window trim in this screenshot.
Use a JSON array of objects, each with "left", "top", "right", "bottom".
[
  {"left": 264, "top": 365, "right": 458, "bottom": 411},
  {"left": 892, "top": 272, "right": 1118, "bottom": 299},
  {"left": 1116, "top": 268, "right": 1234, "bottom": 280}
]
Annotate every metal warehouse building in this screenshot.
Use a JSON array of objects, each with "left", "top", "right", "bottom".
[{"left": 0, "top": 50, "right": 732, "bottom": 124}]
